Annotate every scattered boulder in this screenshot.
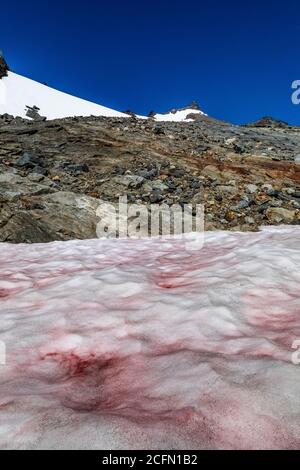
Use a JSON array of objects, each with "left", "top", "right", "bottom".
[
  {"left": 216, "top": 185, "right": 238, "bottom": 195},
  {"left": 0, "top": 172, "right": 53, "bottom": 202},
  {"left": 143, "top": 179, "right": 169, "bottom": 193},
  {"left": 168, "top": 168, "right": 185, "bottom": 178},
  {"left": 16, "top": 152, "right": 44, "bottom": 169},
  {"left": 266, "top": 207, "right": 296, "bottom": 223},
  {"left": 245, "top": 184, "right": 259, "bottom": 194},
  {"left": 33, "top": 166, "right": 48, "bottom": 176},
  {"left": 0, "top": 173, "right": 24, "bottom": 184},
  {"left": 0, "top": 192, "right": 100, "bottom": 243},
  {"left": 114, "top": 175, "right": 145, "bottom": 189},
  {"left": 149, "top": 191, "right": 164, "bottom": 203},
  {"left": 25, "top": 105, "right": 47, "bottom": 122},
  {"left": 245, "top": 216, "right": 255, "bottom": 225},
  {"left": 191, "top": 179, "right": 202, "bottom": 189},
  {"left": 233, "top": 143, "right": 246, "bottom": 154},
  {"left": 68, "top": 163, "right": 89, "bottom": 175},
  {"left": 231, "top": 199, "right": 250, "bottom": 211},
  {"left": 201, "top": 165, "right": 221, "bottom": 181},
  {"left": 136, "top": 168, "right": 158, "bottom": 179}
]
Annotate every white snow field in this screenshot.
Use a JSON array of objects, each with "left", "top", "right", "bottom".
[
  {"left": 0, "top": 227, "right": 300, "bottom": 450},
  {"left": 154, "top": 107, "right": 207, "bottom": 122},
  {"left": 0, "top": 71, "right": 128, "bottom": 120},
  {"left": 0, "top": 70, "right": 206, "bottom": 122}
]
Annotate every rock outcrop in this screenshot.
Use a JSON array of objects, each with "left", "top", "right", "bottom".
[
  {"left": 245, "top": 116, "right": 289, "bottom": 129},
  {"left": 0, "top": 54, "right": 9, "bottom": 79}
]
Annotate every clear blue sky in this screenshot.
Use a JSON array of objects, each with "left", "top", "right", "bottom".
[{"left": 1, "top": 0, "right": 300, "bottom": 124}]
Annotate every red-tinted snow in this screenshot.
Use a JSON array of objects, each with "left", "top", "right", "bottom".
[{"left": 0, "top": 227, "right": 299, "bottom": 449}]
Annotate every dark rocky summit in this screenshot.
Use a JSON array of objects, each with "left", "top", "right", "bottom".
[
  {"left": 0, "top": 112, "right": 299, "bottom": 243},
  {"left": 0, "top": 54, "right": 9, "bottom": 79},
  {"left": 168, "top": 100, "right": 202, "bottom": 114},
  {"left": 245, "top": 116, "right": 289, "bottom": 129}
]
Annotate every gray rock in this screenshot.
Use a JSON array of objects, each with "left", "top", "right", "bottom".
[
  {"left": 33, "top": 166, "right": 48, "bottom": 176},
  {"left": 26, "top": 173, "right": 45, "bottom": 183},
  {"left": 0, "top": 177, "right": 54, "bottom": 201},
  {"left": 0, "top": 173, "right": 24, "bottom": 184},
  {"left": 149, "top": 190, "right": 164, "bottom": 203},
  {"left": 136, "top": 168, "right": 158, "bottom": 179},
  {"left": 245, "top": 216, "right": 255, "bottom": 225},
  {"left": 114, "top": 175, "right": 145, "bottom": 188},
  {"left": 266, "top": 207, "right": 296, "bottom": 223},
  {"left": 168, "top": 168, "right": 185, "bottom": 178},
  {"left": 192, "top": 192, "right": 205, "bottom": 204},
  {"left": 231, "top": 199, "right": 250, "bottom": 210},
  {"left": 283, "top": 188, "right": 295, "bottom": 195},
  {"left": 0, "top": 211, "right": 61, "bottom": 243},
  {"left": 195, "top": 144, "right": 209, "bottom": 153},
  {"left": 143, "top": 179, "right": 169, "bottom": 193},
  {"left": 262, "top": 184, "right": 274, "bottom": 193},
  {"left": 68, "top": 163, "right": 89, "bottom": 174},
  {"left": 25, "top": 105, "right": 47, "bottom": 122},
  {"left": 217, "top": 185, "right": 238, "bottom": 195},
  {"left": 16, "top": 152, "right": 43, "bottom": 169},
  {"left": 114, "top": 166, "right": 126, "bottom": 175},
  {"left": 245, "top": 184, "right": 259, "bottom": 194},
  {"left": 266, "top": 189, "right": 279, "bottom": 197},
  {"left": 191, "top": 179, "right": 202, "bottom": 189},
  {"left": 201, "top": 165, "right": 221, "bottom": 181},
  {"left": 233, "top": 143, "right": 246, "bottom": 154},
  {"left": 43, "top": 192, "right": 99, "bottom": 212},
  {"left": 0, "top": 192, "right": 100, "bottom": 243}
]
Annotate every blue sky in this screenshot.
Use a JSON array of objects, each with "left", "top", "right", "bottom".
[{"left": 1, "top": 0, "right": 300, "bottom": 124}]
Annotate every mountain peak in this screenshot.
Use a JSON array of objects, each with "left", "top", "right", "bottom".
[
  {"left": 150, "top": 101, "right": 207, "bottom": 122},
  {"left": 183, "top": 100, "right": 201, "bottom": 111},
  {"left": 246, "top": 116, "right": 289, "bottom": 128},
  {"left": 167, "top": 101, "right": 202, "bottom": 115},
  {"left": 0, "top": 51, "right": 9, "bottom": 79}
]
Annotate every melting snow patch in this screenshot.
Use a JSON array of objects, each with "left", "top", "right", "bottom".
[{"left": 0, "top": 227, "right": 300, "bottom": 449}]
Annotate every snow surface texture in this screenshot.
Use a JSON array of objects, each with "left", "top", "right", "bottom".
[
  {"left": 154, "top": 108, "right": 206, "bottom": 122},
  {"left": 0, "top": 72, "right": 127, "bottom": 120},
  {"left": 0, "top": 227, "right": 300, "bottom": 450}
]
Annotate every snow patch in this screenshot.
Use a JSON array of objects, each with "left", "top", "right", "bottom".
[
  {"left": 154, "top": 108, "right": 207, "bottom": 122},
  {"left": 0, "top": 72, "right": 128, "bottom": 120}
]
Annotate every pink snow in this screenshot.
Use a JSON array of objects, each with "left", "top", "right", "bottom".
[{"left": 0, "top": 227, "right": 300, "bottom": 449}]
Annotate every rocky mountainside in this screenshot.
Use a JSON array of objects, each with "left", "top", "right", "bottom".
[{"left": 0, "top": 111, "right": 299, "bottom": 243}]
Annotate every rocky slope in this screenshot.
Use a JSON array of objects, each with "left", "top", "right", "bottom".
[{"left": 0, "top": 112, "right": 299, "bottom": 243}]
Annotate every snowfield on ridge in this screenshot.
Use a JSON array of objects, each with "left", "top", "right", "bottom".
[
  {"left": 0, "top": 70, "right": 207, "bottom": 121},
  {"left": 0, "top": 71, "right": 128, "bottom": 120}
]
